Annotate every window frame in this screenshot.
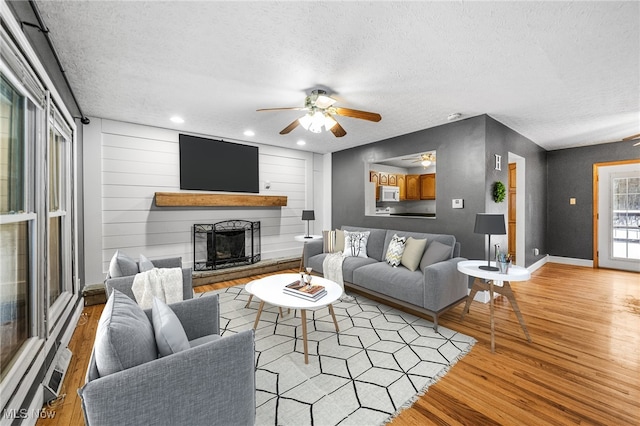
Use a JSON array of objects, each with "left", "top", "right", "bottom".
[
  {"left": 0, "top": 17, "right": 78, "bottom": 410},
  {"left": 46, "top": 106, "right": 74, "bottom": 328}
]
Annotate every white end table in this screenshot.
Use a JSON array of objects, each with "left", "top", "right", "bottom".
[
  {"left": 458, "top": 260, "right": 532, "bottom": 353},
  {"left": 247, "top": 273, "right": 341, "bottom": 364}
]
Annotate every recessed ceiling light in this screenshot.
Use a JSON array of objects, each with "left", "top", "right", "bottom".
[
  {"left": 243, "top": 130, "right": 255, "bottom": 137},
  {"left": 170, "top": 116, "right": 184, "bottom": 124},
  {"left": 297, "top": 140, "right": 306, "bottom": 146}
]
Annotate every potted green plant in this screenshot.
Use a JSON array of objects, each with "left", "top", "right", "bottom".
[{"left": 493, "top": 181, "right": 506, "bottom": 203}]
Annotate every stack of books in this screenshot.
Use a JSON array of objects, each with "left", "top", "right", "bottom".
[{"left": 283, "top": 280, "right": 327, "bottom": 301}]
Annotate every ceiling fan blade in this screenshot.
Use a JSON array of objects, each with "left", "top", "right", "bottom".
[
  {"left": 623, "top": 133, "right": 640, "bottom": 141},
  {"left": 334, "top": 107, "right": 382, "bottom": 122},
  {"left": 257, "top": 107, "right": 306, "bottom": 112},
  {"left": 279, "top": 119, "right": 301, "bottom": 135},
  {"left": 330, "top": 120, "right": 347, "bottom": 138}
]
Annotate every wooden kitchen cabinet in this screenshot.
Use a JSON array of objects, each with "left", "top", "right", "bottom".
[
  {"left": 379, "top": 173, "right": 388, "bottom": 186},
  {"left": 420, "top": 173, "right": 436, "bottom": 200},
  {"left": 370, "top": 171, "right": 380, "bottom": 200},
  {"left": 387, "top": 174, "right": 397, "bottom": 186},
  {"left": 396, "top": 174, "right": 406, "bottom": 200},
  {"left": 406, "top": 175, "right": 420, "bottom": 200}
]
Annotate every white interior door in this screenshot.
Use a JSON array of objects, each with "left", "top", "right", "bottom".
[{"left": 597, "top": 163, "right": 640, "bottom": 272}]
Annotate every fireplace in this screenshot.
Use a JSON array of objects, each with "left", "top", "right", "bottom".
[{"left": 193, "top": 221, "right": 260, "bottom": 270}]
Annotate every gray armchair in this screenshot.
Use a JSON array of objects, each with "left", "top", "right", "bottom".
[
  {"left": 78, "top": 294, "right": 256, "bottom": 426},
  {"left": 105, "top": 256, "right": 193, "bottom": 301}
]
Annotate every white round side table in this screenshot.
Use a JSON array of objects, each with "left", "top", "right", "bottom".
[{"left": 458, "top": 260, "right": 532, "bottom": 353}]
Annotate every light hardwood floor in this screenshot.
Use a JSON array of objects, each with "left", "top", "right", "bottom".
[{"left": 38, "top": 263, "right": 639, "bottom": 425}]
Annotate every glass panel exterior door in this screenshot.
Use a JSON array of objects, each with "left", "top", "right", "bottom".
[
  {"left": 597, "top": 163, "right": 640, "bottom": 272},
  {"left": 612, "top": 176, "right": 640, "bottom": 260}
]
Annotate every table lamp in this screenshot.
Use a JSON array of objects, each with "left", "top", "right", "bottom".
[
  {"left": 302, "top": 210, "right": 315, "bottom": 238},
  {"left": 474, "top": 213, "right": 506, "bottom": 271}
]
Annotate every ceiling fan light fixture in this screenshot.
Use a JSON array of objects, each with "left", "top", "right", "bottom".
[
  {"left": 324, "top": 114, "right": 337, "bottom": 131},
  {"left": 308, "top": 111, "right": 325, "bottom": 133},
  {"left": 315, "top": 94, "right": 336, "bottom": 109},
  {"left": 421, "top": 160, "right": 432, "bottom": 167},
  {"left": 298, "top": 114, "right": 312, "bottom": 130}
]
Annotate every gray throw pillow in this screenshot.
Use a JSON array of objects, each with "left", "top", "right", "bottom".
[
  {"left": 94, "top": 290, "right": 157, "bottom": 377},
  {"left": 107, "top": 250, "right": 138, "bottom": 278},
  {"left": 419, "top": 240, "right": 454, "bottom": 271},
  {"left": 152, "top": 297, "right": 190, "bottom": 357},
  {"left": 401, "top": 237, "right": 428, "bottom": 271},
  {"left": 138, "top": 254, "right": 155, "bottom": 272}
]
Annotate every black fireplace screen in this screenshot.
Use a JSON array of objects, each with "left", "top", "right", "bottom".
[{"left": 193, "top": 221, "right": 261, "bottom": 270}]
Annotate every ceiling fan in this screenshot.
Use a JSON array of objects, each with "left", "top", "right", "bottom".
[
  {"left": 403, "top": 153, "right": 436, "bottom": 168},
  {"left": 622, "top": 133, "right": 640, "bottom": 146},
  {"left": 257, "top": 89, "right": 381, "bottom": 137}
]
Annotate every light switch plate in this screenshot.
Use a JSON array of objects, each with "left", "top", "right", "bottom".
[
  {"left": 570, "top": 197, "right": 576, "bottom": 205},
  {"left": 452, "top": 199, "right": 464, "bottom": 209}
]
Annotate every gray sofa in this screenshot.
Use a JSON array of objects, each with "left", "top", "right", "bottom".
[
  {"left": 303, "top": 225, "right": 468, "bottom": 330},
  {"left": 105, "top": 256, "right": 193, "bottom": 301},
  {"left": 78, "top": 292, "right": 256, "bottom": 426}
]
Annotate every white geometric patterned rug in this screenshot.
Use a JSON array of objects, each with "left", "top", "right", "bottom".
[{"left": 199, "top": 285, "right": 475, "bottom": 426}]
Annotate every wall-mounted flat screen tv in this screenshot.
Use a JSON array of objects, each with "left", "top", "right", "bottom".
[{"left": 179, "top": 134, "right": 259, "bottom": 193}]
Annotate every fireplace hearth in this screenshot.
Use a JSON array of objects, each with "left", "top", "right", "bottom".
[{"left": 193, "top": 221, "right": 260, "bottom": 270}]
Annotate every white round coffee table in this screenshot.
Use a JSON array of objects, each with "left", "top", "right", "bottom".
[{"left": 247, "top": 273, "right": 342, "bottom": 364}]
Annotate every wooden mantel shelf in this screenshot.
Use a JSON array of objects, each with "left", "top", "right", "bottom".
[{"left": 155, "top": 192, "right": 287, "bottom": 207}]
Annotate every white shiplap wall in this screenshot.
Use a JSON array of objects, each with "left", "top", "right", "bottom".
[{"left": 83, "top": 118, "right": 318, "bottom": 283}]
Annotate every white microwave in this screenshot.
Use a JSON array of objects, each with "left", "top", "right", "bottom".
[{"left": 379, "top": 185, "right": 400, "bottom": 202}]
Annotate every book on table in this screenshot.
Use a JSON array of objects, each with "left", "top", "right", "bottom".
[{"left": 283, "top": 280, "right": 327, "bottom": 301}]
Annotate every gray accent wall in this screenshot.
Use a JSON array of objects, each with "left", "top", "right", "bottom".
[
  {"left": 546, "top": 141, "right": 638, "bottom": 260},
  {"left": 332, "top": 115, "right": 548, "bottom": 267},
  {"left": 485, "top": 118, "right": 547, "bottom": 266}
]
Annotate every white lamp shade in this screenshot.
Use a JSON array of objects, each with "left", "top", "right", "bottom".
[{"left": 298, "top": 114, "right": 312, "bottom": 130}]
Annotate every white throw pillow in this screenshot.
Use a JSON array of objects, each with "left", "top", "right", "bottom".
[
  {"left": 335, "top": 229, "right": 345, "bottom": 252},
  {"left": 152, "top": 297, "right": 190, "bottom": 357},
  {"left": 343, "top": 230, "right": 370, "bottom": 258},
  {"left": 107, "top": 250, "right": 138, "bottom": 278},
  {"left": 138, "top": 254, "right": 154, "bottom": 272},
  {"left": 385, "top": 234, "right": 407, "bottom": 267},
  {"left": 401, "top": 237, "right": 428, "bottom": 271}
]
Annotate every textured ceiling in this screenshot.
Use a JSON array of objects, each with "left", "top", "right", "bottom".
[{"left": 35, "top": 1, "right": 639, "bottom": 154}]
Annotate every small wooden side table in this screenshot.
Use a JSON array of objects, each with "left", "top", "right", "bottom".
[{"left": 458, "top": 260, "right": 532, "bottom": 353}]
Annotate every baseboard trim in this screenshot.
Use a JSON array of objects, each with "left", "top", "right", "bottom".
[
  {"left": 548, "top": 256, "right": 593, "bottom": 267},
  {"left": 527, "top": 255, "right": 549, "bottom": 273}
]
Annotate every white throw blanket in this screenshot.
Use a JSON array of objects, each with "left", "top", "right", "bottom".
[
  {"left": 322, "top": 252, "right": 354, "bottom": 302},
  {"left": 132, "top": 267, "right": 183, "bottom": 309}
]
